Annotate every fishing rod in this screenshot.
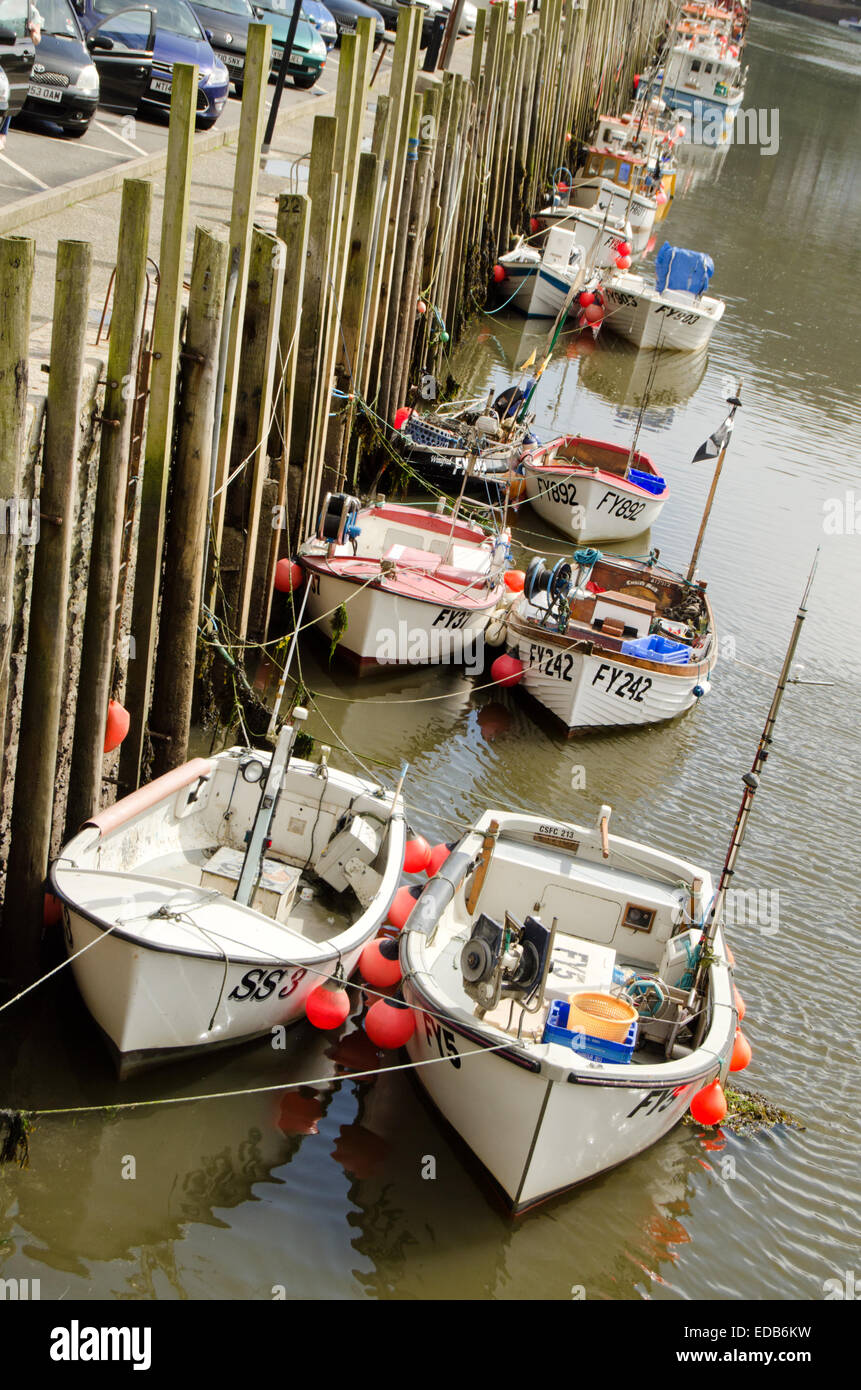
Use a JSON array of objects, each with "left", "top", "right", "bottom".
[{"left": 690, "top": 549, "right": 821, "bottom": 1000}]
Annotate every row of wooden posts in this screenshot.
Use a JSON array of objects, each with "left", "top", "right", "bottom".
[{"left": 0, "top": 0, "right": 670, "bottom": 990}]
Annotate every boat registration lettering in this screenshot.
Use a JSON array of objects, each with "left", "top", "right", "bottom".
[
  {"left": 432, "top": 607, "right": 469, "bottom": 630},
  {"left": 528, "top": 644, "right": 574, "bottom": 681},
  {"left": 424, "top": 1014, "right": 461, "bottom": 1068},
  {"left": 535, "top": 476, "right": 578, "bottom": 507},
  {"left": 535, "top": 824, "right": 580, "bottom": 851},
  {"left": 655, "top": 304, "right": 699, "bottom": 326},
  {"left": 228, "top": 965, "right": 308, "bottom": 1003},
  {"left": 596, "top": 489, "right": 647, "bottom": 522},
  {"left": 606, "top": 288, "right": 638, "bottom": 309},
  {"left": 627, "top": 1087, "right": 680, "bottom": 1119},
  {"left": 592, "top": 663, "right": 652, "bottom": 703}
]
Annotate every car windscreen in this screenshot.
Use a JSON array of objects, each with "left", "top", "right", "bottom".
[
  {"left": 94, "top": 0, "right": 204, "bottom": 39},
  {"left": 38, "top": 0, "right": 82, "bottom": 37},
  {"left": 195, "top": 0, "right": 252, "bottom": 15}
]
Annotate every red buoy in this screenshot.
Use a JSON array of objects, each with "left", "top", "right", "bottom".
[
  {"left": 393, "top": 406, "right": 412, "bottom": 431},
  {"left": 305, "top": 980, "right": 351, "bottom": 1030},
  {"left": 615, "top": 255, "right": 632, "bottom": 270},
  {"left": 690, "top": 1079, "right": 727, "bottom": 1126},
  {"left": 403, "top": 835, "right": 431, "bottom": 874},
  {"left": 579, "top": 290, "right": 595, "bottom": 308},
  {"left": 504, "top": 569, "right": 525, "bottom": 592},
  {"left": 493, "top": 263, "right": 507, "bottom": 283},
  {"left": 364, "top": 997, "right": 416, "bottom": 1049},
  {"left": 426, "top": 841, "right": 453, "bottom": 877},
  {"left": 104, "top": 699, "right": 130, "bottom": 753},
  {"left": 583, "top": 304, "right": 604, "bottom": 325},
  {"left": 386, "top": 884, "right": 422, "bottom": 930},
  {"left": 274, "top": 558, "right": 303, "bottom": 594},
  {"left": 416, "top": 299, "right": 427, "bottom": 315},
  {"left": 556, "top": 181, "right": 569, "bottom": 193},
  {"left": 43, "top": 892, "right": 63, "bottom": 927},
  {"left": 730, "top": 1028, "right": 752, "bottom": 1072},
  {"left": 491, "top": 653, "right": 524, "bottom": 688},
  {"left": 732, "top": 983, "right": 746, "bottom": 1021},
  {"left": 529, "top": 217, "right": 542, "bottom": 235},
  {"left": 360, "top": 935, "right": 403, "bottom": 989},
  {"left": 616, "top": 240, "right": 632, "bottom": 258}
]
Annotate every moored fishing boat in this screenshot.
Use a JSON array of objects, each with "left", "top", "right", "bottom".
[
  {"left": 496, "top": 226, "right": 599, "bottom": 319},
  {"left": 529, "top": 200, "right": 634, "bottom": 270},
  {"left": 400, "top": 805, "right": 735, "bottom": 1211},
  {"left": 297, "top": 494, "right": 510, "bottom": 672},
  {"left": 517, "top": 435, "right": 669, "bottom": 542},
  {"left": 505, "top": 550, "right": 715, "bottom": 734},
  {"left": 51, "top": 717, "right": 407, "bottom": 1077},
  {"left": 538, "top": 149, "right": 658, "bottom": 256},
  {"left": 602, "top": 243, "right": 725, "bottom": 351}
]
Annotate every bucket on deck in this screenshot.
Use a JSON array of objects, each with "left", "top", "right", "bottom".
[{"left": 567, "top": 991, "right": 637, "bottom": 1043}]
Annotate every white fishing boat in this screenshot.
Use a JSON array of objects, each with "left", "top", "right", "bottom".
[
  {"left": 504, "top": 551, "right": 716, "bottom": 735},
  {"left": 649, "top": 33, "right": 745, "bottom": 138},
  {"left": 297, "top": 494, "right": 510, "bottom": 672},
  {"left": 529, "top": 203, "right": 633, "bottom": 270},
  {"left": 50, "top": 717, "right": 407, "bottom": 1077},
  {"left": 538, "top": 150, "right": 658, "bottom": 257},
  {"left": 602, "top": 243, "right": 725, "bottom": 351},
  {"left": 497, "top": 226, "right": 599, "bottom": 319},
  {"left": 518, "top": 435, "right": 669, "bottom": 542},
  {"left": 400, "top": 805, "right": 736, "bottom": 1211}
]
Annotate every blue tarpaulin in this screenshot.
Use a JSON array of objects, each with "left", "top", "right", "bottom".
[{"left": 655, "top": 243, "right": 714, "bottom": 296}]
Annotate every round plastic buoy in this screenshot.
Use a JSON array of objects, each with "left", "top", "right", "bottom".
[
  {"left": 615, "top": 255, "right": 632, "bottom": 270},
  {"left": 416, "top": 299, "right": 427, "bottom": 315},
  {"left": 504, "top": 569, "right": 525, "bottom": 592},
  {"left": 360, "top": 936, "right": 402, "bottom": 989},
  {"left": 732, "top": 983, "right": 746, "bottom": 1021},
  {"left": 43, "top": 893, "right": 63, "bottom": 927},
  {"left": 104, "top": 699, "right": 130, "bottom": 753},
  {"left": 617, "top": 240, "right": 632, "bottom": 258},
  {"left": 690, "top": 1079, "right": 727, "bottom": 1126},
  {"left": 274, "top": 559, "right": 303, "bottom": 594},
  {"left": 529, "top": 217, "right": 541, "bottom": 235},
  {"left": 579, "top": 290, "right": 595, "bottom": 308},
  {"left": 426, "top": 842, "right": 454, "bottom": 877},
  {"left": 364, "top": 997, "right": 416, "bottom": 1049},
  {"left": 386, "top": 884, "right": 422, "bottom": 930},
  {"left": 393, "top": 406, "right": 412, "bottom": 431},
  {"left": 730, "top": 1028, "right": 752, "bottom": 1072},
  {"left": 403, "top": 836, "right": 431, "bottom": 874},
  {"left": 491, "top": 653, "right": 524, "bottom": 688},
  {"left": 583, "top": 304, "right": 603, "bottom": 325},
  {"left": 493, "top": 263, "right": 507, "bottom": 283},
  {"left": 305, "top": 981, "right": 351, "bottom": 1030}
]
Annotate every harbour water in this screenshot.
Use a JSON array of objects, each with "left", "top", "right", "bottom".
[{"left": 1, "top": 8, "right": 859, "bottom": 1300}]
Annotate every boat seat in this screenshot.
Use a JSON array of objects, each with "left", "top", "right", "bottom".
[{"left": 384, "top": 544, "right": 441, "bottom": 569}]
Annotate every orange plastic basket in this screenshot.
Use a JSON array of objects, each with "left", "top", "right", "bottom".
[{"left": 567, "top": 992, "right": 638, "bottom": 1044}]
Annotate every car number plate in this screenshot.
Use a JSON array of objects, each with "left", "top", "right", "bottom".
[
  {"left": 151, "top": 78, "right": 172, "bottom": 94},
  {"left": 28, "top": 83, "right": 62, "bottom": 102},
  {"left": 223, "top": 52, "right": 243, "bottom": 67}
]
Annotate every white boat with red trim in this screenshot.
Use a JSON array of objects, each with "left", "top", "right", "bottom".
[
  {"left": 400, "top": 805, "right": 735, "bottom": 1212},
  {"left": 297, "top": 494, "right": 510, "bottom": 673},
  {"left": 51, "top": 719, "right": 406, "bottom": 1077},
  {"left": 518, "top": 435, "right": 669, "bottom": 542}
]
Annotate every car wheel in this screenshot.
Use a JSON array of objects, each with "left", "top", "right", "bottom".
[
  {"left": 293, "top": 73, "right": 318, "bottom": 89},
  {"left": 233, "top": 81, "right": 243, "bottom": 98},
  {"left": 197, "top": 114, "right": 219, "bottom": 130}
]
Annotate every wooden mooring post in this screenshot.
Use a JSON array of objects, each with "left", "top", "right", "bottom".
[{"left": 3, "top": 241, "right": 92, "bottom": 988}]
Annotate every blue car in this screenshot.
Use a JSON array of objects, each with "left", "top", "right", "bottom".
[
  {"left": 74, "top": 0, "right": 230, "bottom": 127},
  {"left": 300, "top": 0, "right": 337, "bottom": 49}
]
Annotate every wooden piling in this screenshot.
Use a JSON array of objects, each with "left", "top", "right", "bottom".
[
  {"left": 66, "top": 179, "right": 152, "bottom": 835},
  {"left": 0, "top": 235, "right": 34, "bottom": 793},
  {"left": 3, "top": 241, "right": 92, "bottom": 988},
  {"left": 150, "top": 228, "right": 230, "bottom": 779}
]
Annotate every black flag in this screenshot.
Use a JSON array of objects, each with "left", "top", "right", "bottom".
[{"left": 691, "top": 396, "right": 741, "bottom": 463}]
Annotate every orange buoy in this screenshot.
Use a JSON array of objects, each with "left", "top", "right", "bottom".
[
  {"left": 43, "top": 892, "right": 63, "bottom": 927},
  {"left": 104, "top": 699, "right": 130, "bottom": 753},
  {"left": 690, "top": 1079, "right": 727, "bottom": 1126},
  {"left": 426, "top": 841, "right": 453, "bottom": 877},
  {"left": 730, "top": 1028, "right": 752, "bottom": 1072},
  {"left": 503, "top": 569, "right": 525, "bottom": 592},
  {"left": 305, "top": 980, "right": 351, "bottom": 1030},
  {"left": 583, "top": 303, "right": 603, "bottom": 324},
  {"left": 359, "top": 936, "right": 402, "bottom": 989},
  {"left": 416, "top": 299, "right": 427, "bottom": 315},
  {"left": 732, "top": 982, "right": 745, "bottom": 1020},
  {"left": 274, "top": 558, "right": 303, "bottom": 593},
  {"left": 529, "top": 216, "right": 542, "bottom": 234},
  {"left": 386, "top": 884, "right": 422, "bottom": 930},
  {"left": 615, "top": 255, "right": 632, "bottom": 270},
  {"left": 403, "top": 836, "right": 431, "bottom": 874},
  {"left": 364, "top": 997, "right": 416, "bottom": 1049},
  {"left": 393, "top": 406, "right": 412, "bottom": 430},
  {"left": 493, "top": 263, "right": 507, "bottom": 283},
  {"left": 616, "top": 240, "right": 632, "bottom": 257}
]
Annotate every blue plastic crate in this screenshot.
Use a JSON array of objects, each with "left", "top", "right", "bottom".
[
  {"left": 621, "top": 634, "right": 690, "bottom": 664},
  {"left": 542, "top": 998, "right": 637, "bottom": 1064},
  {"left": 627, "top": 467, "right": 667, "bottom": 496}
]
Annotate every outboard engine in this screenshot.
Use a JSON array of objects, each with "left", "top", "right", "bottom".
[
  {"left": 460, "top": 911, "right": 555, "bottom": 1016},
  {"left": 317, "top": 492, "right": 361, "bottom": 546}
]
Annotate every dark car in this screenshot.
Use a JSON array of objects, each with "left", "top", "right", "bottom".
[
  {"left": 363, "top": 0, "right": 435, "bottom": 46},
  {"left": 191, "top": 0, "right": 326, "bottom": 94},
  {"left": 18, "top": 0, "right": 101, "bottom": 136},
  {"left": 0, "top": 0, "right": 37, "bottom": 117},
  {"left": 292, "top": 0, "right": 383, "bottom": 49},
  {"left": 75, "top": 0, "right": 229, "bottom": 127}
]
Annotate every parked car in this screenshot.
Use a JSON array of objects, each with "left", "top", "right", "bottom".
[
  {"left": 298, "top": 0, "right": 336, "bottom": 49},
  {"left": 0, "top": 60, "right": 10, "bottom": 121},
  {"left": 364, "top": 0, "right": 437, "bottom": 48},
  {"left": 0, "top": 0, "right": 37, "bottom": 118},
  {"left": 74, "top": 0, "right": 230, "bottom": 127},
  {"left": 191, "top": 0, "right": 326, "bottom": 94},
  {"left": 18, "top": 0, "right": 101, "bottom": 137},
  {"left": 296, "top": 0, "right": 382, "bottom": 48}
]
